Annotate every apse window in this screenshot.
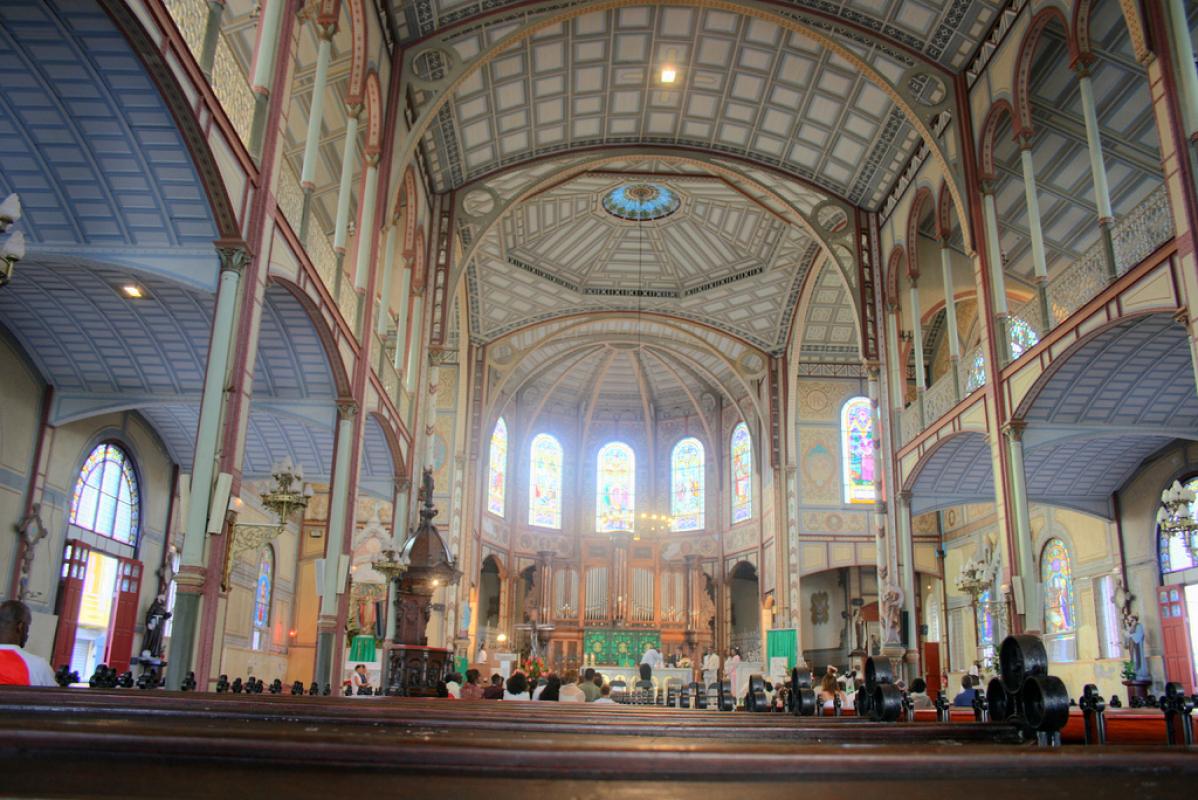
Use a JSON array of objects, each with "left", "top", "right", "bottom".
[
  {"left": 730, "top": 422, "right": 752, "bottom": 523},
  {"left": 487, "top": 417, "right": 508, "bottom": 518},
  {"left": 841, "top": 397, "right": 876, "bottom": 504},
  {"left": 70, "top": 443, "right": 140, "bottom": 545},
  {"left": 596, "top": 442, "right": 635, "bottom": 533},
  {"left": 529, "top": 433, "right": 563, "bottom": 529},
  {"left": 670, "top": 437, "right": 704, "bottom": 531}
]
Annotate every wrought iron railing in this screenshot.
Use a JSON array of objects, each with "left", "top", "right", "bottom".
[{"left": 164, "top": 0, "right": 254, "bottom": 152}]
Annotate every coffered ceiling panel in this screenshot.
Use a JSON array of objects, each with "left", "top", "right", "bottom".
[
  {"left": 411, "top": 3, "right": 937, "bottom": 208},
  {"left": 395, "top": 0, "right": 1002, "bottom": 70}
]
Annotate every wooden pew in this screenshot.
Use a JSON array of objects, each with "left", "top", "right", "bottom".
[{"left": 0, "top": 705, "right": 1196, "bottom": 799}]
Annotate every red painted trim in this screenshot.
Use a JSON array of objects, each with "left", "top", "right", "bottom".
[
  {"left": 976, "top": 99, "right": 1015, "bottom": 183},
  {"left": 1013, "top": 7, "right": 1074, "bottom": 138},
  {"left": 906, "top": 187, "right": 933, "bottom": 279},
  {"left": 9, "top": 386, "right": 52, "bottom": 600}
]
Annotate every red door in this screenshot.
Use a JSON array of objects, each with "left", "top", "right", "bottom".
[
  {"left": 1158, "top": 584, "right": 1196, "bottom": 694},
  {"left": 50, "top": 541, "right": 91, "bottom": 669},
  {"left": 106, "top": 559, "right": 143, "bottom": 673},
  {"left": 923, "top": 642, "right": 942, "bottom": 700}
]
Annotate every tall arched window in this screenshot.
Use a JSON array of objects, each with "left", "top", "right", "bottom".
[
  {"left": 1159, "top": 476, "right": 1198, "bottom": 574},
  {"left": 841, "top": 397, "right": 876, "bottom": 504},
  {"left": 252, "top": 546, "right": 274, "bottom": 651},
  {"left": 671, "top": 437, "right": 704, "bottom": 531},
  {"left": 487, "top": 418, "right": 508, "bottom": 517},
  {"left": 1041, "top": 538, "right": 1077, "bottom": 634},
  {"left": 70, "top": 443, "right": 140, "bottom": 545},
  {"left": 967, "top": 317, "right": 1040, "bottom": 392},
  {"left": 528, "top": 433, "right": 563, "bottom": 529},
  {"left": 596, "top": 442, "right": 635, "bottom": 532},
  {"left": 731, "top": 422, "right": 752, "bottom": 523}
]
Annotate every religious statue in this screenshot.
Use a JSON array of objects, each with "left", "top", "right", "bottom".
[
  {"left": 850, "top": 606, "right": 866, "bottom": 653},
  {"left": 1123, "top": 614, "right": 1150, "bottom": 681},
  {"left": 13, "top": 503, "right": 49, "bottom": 602},
  {"left": 141, "top": 594, "right": 171, "bottom": 660},
  {"left": 880, "top": 581, "right": 904, "bottom": 646}
]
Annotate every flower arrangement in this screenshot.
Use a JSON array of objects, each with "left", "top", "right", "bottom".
[{"left": 521, "top": 656, "right": 545, "bottom": 683}]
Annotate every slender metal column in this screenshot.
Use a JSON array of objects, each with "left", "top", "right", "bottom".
[
  {"left": 1018, "top": 137, "right": 1052, "bottom": 328},
  {"left": 908, "top": 279, "right": 926, "bottom": 425},
  {"left": 354, "top": 155, "right": 381, "bottom": 291},
  {"left": 332, "top": 106, "right": 362, "bottom": 271},
  {"left": 299, "top": 23, "right": 336, "bottom": 241},
  {"left": 1075, "top": 63, "right": 1118, "bottom": 279},
  {"left": 315, "top": 402, "right": 358, "bottom": 686},
  {"left": 198, "top": 0, "right": 225, "bottom": 80},
  {"left": 165, "top": 245, "right": 246, "bottom": 689},
  {"left": 1165, "top": 0, "right": 1198, "bottom": 137},
  {"left": 981, "top": 186, "right": 1011, "bottom": 364},
  {"left": 392, "top": 266, "right": 412, "bottom": 371},
  {"left": 247, "top": 0, "right": 285, "bottom": 157},
  {"left": 1003, "top": 422, "right": 1039, "bottom": 633},
  {"left": 375, "top": 224, "right": 398, "bottom": 337},
  {"left": 404, "top": 294, "right": 425, "bottom": 394},
  {"left": 939, "top": 240, "right": 961, "bottom": 399}
]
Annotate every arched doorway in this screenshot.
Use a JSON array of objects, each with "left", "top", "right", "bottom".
[
  {"left": 728, "top": 561, "right": 761, "bottom": 662},
  {"left": 477, "top": 556, "right": 503, "bottom": 651}
]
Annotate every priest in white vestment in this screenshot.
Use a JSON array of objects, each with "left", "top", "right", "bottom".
[{"left": 701, "top": 650, "right": 720, "bottom": 686}]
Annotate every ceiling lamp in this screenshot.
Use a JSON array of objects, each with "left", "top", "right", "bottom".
[
  {"left": 1157, "top": 480, "right": 1198, "bottom": 562},
  {"left": 660, "top": 48, "right": 678, "bottom": 84},
  {"left": 121, "top": 284, "right": 147, "bottom": 299},
  {"left": 0, "top": 193, "right": 24, "bottom": 288}
]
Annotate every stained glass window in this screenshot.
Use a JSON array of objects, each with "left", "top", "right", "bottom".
[
  {"left": 487, "top": 418, "right": 507, "bottom": 517},
  {"left": 841, "top": 397, "right": 876, "bottom": 504},
  {"left": 596, "top": 442, "right": 635, "bottom": 532},
  {"left": 977, "top": 589, "right": 995, "bottom": 647},
  {"left": 731, "top": 423, "right": 752, "bottom": 523},
  {"left": 529, "top": 433, "right": 563, "bottom": 529},
  {"left": 1040, "top": 538, "right": 1076, "bottom": 634},
  {"left": 966, "top": 317, "right": 1040, "bottom": 392},
  {"left": 70, "top": 443, "right": 140, "bottom": 545},
  {"left": 253, "top": 546, "right": 273, "bottom": 630},
  {"left": 671, "top": 438, "right": 704, "bottom": 531},
  {"left": 1159, "top": 477, "right": 1198, "bottom": 574}
]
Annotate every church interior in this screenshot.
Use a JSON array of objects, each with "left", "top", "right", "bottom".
[{"left": 1, "top": 0, "right": 1198, "bottom": 794}]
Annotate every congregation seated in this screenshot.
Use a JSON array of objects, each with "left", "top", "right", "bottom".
[
  {"left": 818, "top": 670, "right": 846, "bottom": 711},
  {"left": 503, "top": 672, "right": 532, "bottom": 701},
  {"left": 436, "top": 672, "right": 463, "bottom": 699},
  {"left": 482, "top": 674, "right": 504, "bottom": 700},
  {"left": 460, "top": 669, "right": 485, "bottom": 700},
  {"left": 953, "top": 675, "right": 977, "bottom": 708},
  {"left": 0, "top": 601, "right": 55, "bottom": 687},
  {"left": 593, "top": 684, "right": 615, "bottom": 704},
  {"left": 537, "top": 674, "right": 562, "bottom": 701},
  {"left": 908, "top": 678, "right": 933, "bottom": 710},
  {"left": 580, "top": 669, "right": 600, "bottom": 702},
  {"left": 559, "top": 670, "right": 586, "bottom": 703}
]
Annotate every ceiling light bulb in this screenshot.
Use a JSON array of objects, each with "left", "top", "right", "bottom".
[
  {"left": 661, "top": 66, "right": 676, "bottom": 84},
  {"left": 2, "top": 230, "right": 25, "bottom": 261},
  {"left": 122, "top": 284, "right": 144, "bottom": 299}
]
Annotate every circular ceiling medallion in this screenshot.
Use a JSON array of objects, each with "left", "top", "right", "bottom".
[{"left": 601, "top": 182, "right": 680, "bottom": 221}]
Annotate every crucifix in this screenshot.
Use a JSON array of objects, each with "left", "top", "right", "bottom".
[{"left": 514, "top": 608, "right": 555, "bottom": 661}]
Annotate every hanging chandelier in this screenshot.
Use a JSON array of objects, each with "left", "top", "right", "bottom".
[{"left": 1157, "top": 480, "right": 1198, "bottom": 561}]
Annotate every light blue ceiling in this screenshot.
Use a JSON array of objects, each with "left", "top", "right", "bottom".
[
  {"left": 0, "top": 0, "right": 216, "bottom": 258},
  {"left": 910, "top": 314, "right": 1198, "bottom": 519},
  {"left": 360, "top": 415, "right": 398, "bottom": 499}
]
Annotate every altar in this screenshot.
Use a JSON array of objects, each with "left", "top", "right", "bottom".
[{"left": 592, "top": 665, "right": 696, "bottom": 693}]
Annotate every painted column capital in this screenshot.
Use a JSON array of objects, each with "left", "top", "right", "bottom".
[
  {"left": 1002, "top": 419, "right": 1027, "bottom": 442},
  {"left": 337, "top": 400, "right": 359, "bottom": 421},
  {"left": 215, "top": 241, "right": 251, "bottom": 274}
]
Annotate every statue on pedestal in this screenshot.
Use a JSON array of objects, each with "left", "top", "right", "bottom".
[
  {"left": 1123, "top": 614, "right": 1150, "bottom": 682},
  {"left": 141, "top": 594, "right": 171, "bottom": 659}
]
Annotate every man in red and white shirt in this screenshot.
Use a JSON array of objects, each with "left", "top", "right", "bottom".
[{"left": 0, "top": 601, "right": 57, "bottom": 686}]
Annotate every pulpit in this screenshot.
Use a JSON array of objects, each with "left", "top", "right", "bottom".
[{"left": 384, "top": 468, "right": 462, "bottom": 696}]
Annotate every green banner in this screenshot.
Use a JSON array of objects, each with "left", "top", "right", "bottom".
[
  {"left": 766, "top": 627, "right": 799, "bottom": 670},
  {"left": 583, "top": 629, "right": 661, "bottom": 666}
]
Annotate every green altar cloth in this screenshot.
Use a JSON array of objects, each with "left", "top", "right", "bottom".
[{"left": 583, "top": 629, "right": 661, "bottom": 667}]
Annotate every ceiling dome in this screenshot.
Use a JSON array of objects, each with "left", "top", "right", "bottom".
[{"left": 601, "top": 182, "right": 681, "bottom": 221}]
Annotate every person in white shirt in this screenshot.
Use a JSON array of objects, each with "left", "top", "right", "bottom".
[
  {"left": 350, "top": 664, "right": 372, "bottom": 691},
  {"left": 0, "top": 601, "right": 56, "bottom": 687},
  {"left": 701, "top": 649, "right": 720, "bottom": 687},
  {"left": 558, "top": 670, "right": 586, "bottom": 703},
  {"left": 639, "top": 642, "right": 664, "bottom": 681},
  {"left": 475, "top": 640, "right": 488, "bottom": 666},
  {"left": 593, "top": 684, "right": 616, "bottom": 704},
  {"left": 502, "top": 672, "right": 534, "bottom": 700}
]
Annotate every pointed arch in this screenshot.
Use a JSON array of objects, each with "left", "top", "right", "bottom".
[
  {"left": 906, "top": 186, "right": 934, "bottom": 279},
  {"left": 977, "top": 99, "right": 1015, "bottom": 183},
  {"left": 670, "top": 437, "right": 705, "bottom": 531},
  {"left": 1014, "top": 7, "right": 1076, "bottom": 138}
]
